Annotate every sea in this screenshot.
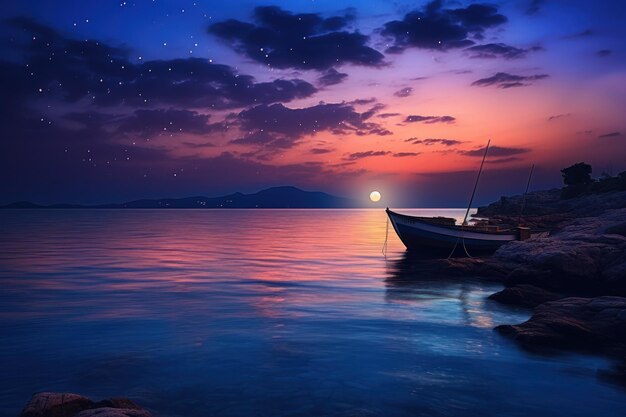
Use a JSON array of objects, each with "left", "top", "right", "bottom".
[{"left": 0, "top": 209, "right": 624, "bottom": 416}]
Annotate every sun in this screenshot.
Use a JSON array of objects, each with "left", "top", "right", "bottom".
[{"left": 369, "top": 190, "right": 381, "bottom": 202}]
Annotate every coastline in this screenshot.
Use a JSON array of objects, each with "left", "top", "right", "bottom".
[{"left": 454, "top": 186, "right": 626, "bottom": 385}]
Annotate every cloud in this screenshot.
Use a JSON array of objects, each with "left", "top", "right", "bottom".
[
  {"left": 231, "top": 102, "right": 392, "bottom": 150},
  {"left": 405, "top": 138, "right": 462, "bottom": 146},
  {"left": 460, "top": 145, "right": 530, "bottom": 157},
  {"left": 564, "top": 29, "right": 594, "bottom": 39},
  {"left": 526, "top": 0, "right": 546, "bottom": 15},
  {"left": 598, "top": 132, "right": 621, "bottom": 138},
  {"left": 344, "top": 150, "right": 390, "bottom": 160},
  {"left": 116, "top": 109, "right": 223, "bottom": 138},
  {"left": 381, "top": 1, "right": 507, "bottom": 53},
  {"left": 466, "top": 43, "right": 542, "bottom": 59},
  {"left": 378, "top": 113, "right": 401, "bottom": 119},
  {"left": 487, "top": 156, "right": 523, "bottom": 164},
  {"left": 596, "top": 49, "right": 612, "bottom": 57},
  {"left": 208, "top": 6, "right": 384, "bottom": 71},
  {"left": 471, "top": 72, "right": 549, "bottom": 88},
  {"left": 404, "top": 115, "right": 456, "bottom": 124},
  {"left": 393, "top": 152, "right": 420, "bottom": 157},
  {"left": 310, "top": 147, "right": 334, "bottom": 154},
  {"left": 4, "top": 17, "right": 317, "bottom": 110},
  {"left": 394, "top": 87, "right": 413, "bottom": 98},
  {"left": 547, "top": 113, "right": 572, "bottom": 122},
  {"left": 318, "top": 69, "right": 349, "bottom": 86}
]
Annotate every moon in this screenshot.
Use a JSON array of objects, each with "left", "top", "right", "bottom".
[{"left": 369, "top": 191, "right": 381, "bottom": 202}]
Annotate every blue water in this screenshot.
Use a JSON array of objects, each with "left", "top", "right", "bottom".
[{"left": 0, "top": 209, "right": 624, "bottom": 416}]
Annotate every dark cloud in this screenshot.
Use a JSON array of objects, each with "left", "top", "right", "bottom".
[
  {"left": 526, "top": 0, "right": 546, "bottom": 15},
  {"left": 382, "top": 1, "right": 507, "bottom": 53},
  {"left": 460, "top": 145, "right": 530, "bottom": 157},
  {"left": 344, "top": 150, "right": 390, "bottom": 160},
  {"left": 472, "top": 72, "right": 549, "bottom": 88},
  {"left": 596, "top": 49, "right": 612, "bottom": 57},
  {"left": 209, "top": 6, "right": 384, "bottom": 71},
  {"left": 565, "top": 29, "right": 594, "bottom": 39},
  {"left": 378, "top": 112, "right": 401, "bottom": 119},
  {"left": 3, "top": 17, "right": 317, "bottom": 110},
  {"left": 231, "top": 102, "right": 392, "bottom": 150},
  {"left": 394, "top": 87, "right": 413, "bottom": 97},
  {"left": 466, "top": 43, "right": 542, "bottom": 59},
  {"left": 547, "top": 113, "right": 571, "bottom": 122},
  {"left": 405, "top": 138, "right": 462, "bottom": 146},
  {"left": 487, "top": 156, "right": 523, "bottom": 164},
  {"left": 318, "top": 68, "right": 349, "bottom": 86},
  {"left": 116, "top": 109, "right": 222, "bottom": 138},
  {"left": 309, "top": 147, "right": 334, "bottom": 154},
  {"left": 598, "top": 132, "right": 621, "bottom": 138},
  {"left": 393, "top": 152, "right": 420, "bottom": 157},
  {"left": 404, "top": 115, "right": 456, "bottom": 124}
]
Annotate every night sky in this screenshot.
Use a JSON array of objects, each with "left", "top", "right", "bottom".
[{"left": 1, "top": 0, "right": 625, "bottom": 206}]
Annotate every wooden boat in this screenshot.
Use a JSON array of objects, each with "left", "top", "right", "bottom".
[
  {"left": 386, "top": 208, "right": 532, "bottom": 255},
  {"left": 384, "top": 140, "right": 543, "bottom": 257}
]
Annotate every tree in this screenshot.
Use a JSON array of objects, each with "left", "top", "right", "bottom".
[{"left": 561, "top": 162, "right": 592, "bottom": 186}]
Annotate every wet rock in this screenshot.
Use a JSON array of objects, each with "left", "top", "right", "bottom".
[
  {"left": 20, "top": 394, "right": 150, "bottom": 417},
  {"left": 92, "top": 399, "right": 143, "bottom": 411},
  {"left": 74, "top": 408, "right": 151, "bottom": 417},
  {"left": 20, "top": 393, "right": 94, "bottom": 417},
  {"left": 495, "top": 296, "right": 626, "bottom": 350},
  {"left": 488, "top": 285, "right": 563, "bottom": 308}
]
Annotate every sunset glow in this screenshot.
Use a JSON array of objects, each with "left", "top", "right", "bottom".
[{"left": 1, "top": 1, "right": 625, "bottom": 206}]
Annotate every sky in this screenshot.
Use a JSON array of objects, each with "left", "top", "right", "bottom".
[{"left": 1, "top": 0, "right": 625, "bottom": 206}]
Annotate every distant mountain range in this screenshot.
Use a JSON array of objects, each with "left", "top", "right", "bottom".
[{"left": 1, "top": 186, "right": 360, "bottom": 209}]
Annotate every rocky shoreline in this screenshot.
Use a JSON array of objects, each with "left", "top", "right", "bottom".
[{"left": 460, "top": 186, "right": 626, "bottom": 385}]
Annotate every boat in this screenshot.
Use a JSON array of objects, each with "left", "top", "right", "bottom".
[
  {"left": 385, "top": 208, "right": 532, "bottom": 256},
  {"left": 384, "top": 140, "right": 544, "bottom": 257}
]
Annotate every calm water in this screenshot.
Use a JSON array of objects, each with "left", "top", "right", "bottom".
[{"left": 0, "top": 209, "right": 624, "bottom": 417}]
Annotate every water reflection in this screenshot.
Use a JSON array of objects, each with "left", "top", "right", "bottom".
[{"left": 384, "top": 252, "right": 497, "bottom": 329}]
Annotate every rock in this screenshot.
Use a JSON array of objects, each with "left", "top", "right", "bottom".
[
  {"left": 20, "top": 393, "right": 94, "bottom": 417},
  {"left": 20, "top": 394, "right": 150, "bottom": 417},
  {"left": 93, "top": 399, "right": 143, "bottom": 411},
  {"left": 488, "top": 285, "right": 563, "bottom": 308},
  {"left": 74, "top": 408, "right": 151, "bottom": 417},
  {"left": 493, "top": 208, "right": 626, "bottom": 295},
  {"left": 495, "top": 296, "right": 626, "bottom": 350}
]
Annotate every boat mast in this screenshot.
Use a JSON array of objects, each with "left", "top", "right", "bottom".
[
  {"left": 517, "top": 164, "right": 535, "bottom": 225},
  {"left": 447, "top": 140, "right": 490, "bottom": 259},
  {"left": 461, "top": 139, "right": 490, "bottom": 226}
]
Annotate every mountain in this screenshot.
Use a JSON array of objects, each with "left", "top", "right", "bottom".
[{"left": 0, "top": 186, "right": 359, "bottom": 209}]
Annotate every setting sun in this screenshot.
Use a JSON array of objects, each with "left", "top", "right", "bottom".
[{"left": 369, "top": 191, "right": 381, "bottom": 202}]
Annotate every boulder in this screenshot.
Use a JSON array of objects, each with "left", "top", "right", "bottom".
[
  {"left": 493, "top": 208, "right": 626, "bottom": 295},
  {"left": 20, "top": 393, "right": 94, "bottom": 417},
  {"left": 73, "top": 408, "right": 151, "bottom": 417},
  {"left": 488, "top": 285, "right": 563, "bottom": 308},
  {"left": 496, "top": 296, "right": 626, "bottom": 350}
]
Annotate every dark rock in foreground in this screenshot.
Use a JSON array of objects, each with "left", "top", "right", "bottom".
[
  {"left": 20, "top": 393, "right": 151, "bottom": 417},
  {"left": 496, "top": 296, "right": 626, "bottom": 351},
  {"left": 488, "top": 285, "right": 563, "bottom": 308}
]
